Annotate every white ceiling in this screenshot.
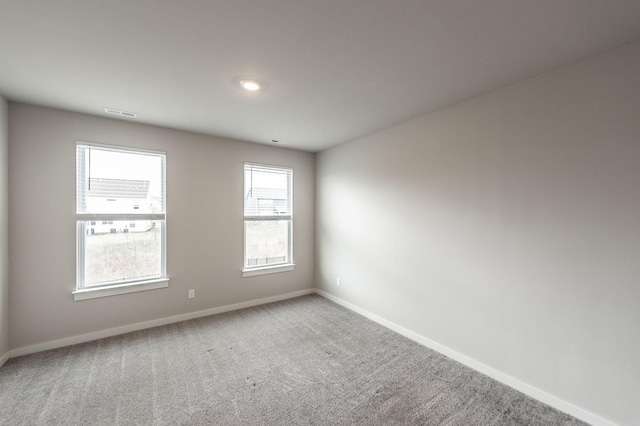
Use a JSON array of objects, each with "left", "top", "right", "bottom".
[{"left": 1, "top": 1, "right": 640, "bottom": 152}]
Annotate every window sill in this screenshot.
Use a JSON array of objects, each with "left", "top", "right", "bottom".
[
  {"left": 242, "top": 264, "right": 295, "bottom": 277},
  {"left": 72, "top": 278, "right": 170, "bottom": 301}
]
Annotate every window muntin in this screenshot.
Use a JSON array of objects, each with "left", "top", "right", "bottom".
[
  {"left": 243, "top": 163, "right": 293, "bottom": 271},
  {"left": 76, "top": 143, "right": 166, "bottom": 289}
]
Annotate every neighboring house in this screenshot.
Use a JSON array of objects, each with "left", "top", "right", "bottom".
[
  {"left": 245, "top": 187, "right": 288, "bottom": 216},
  {"left": 86, "top": 177, "right": 155, "bottom": 234}
]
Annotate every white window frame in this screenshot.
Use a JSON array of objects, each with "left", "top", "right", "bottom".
[
  {"left": 73, "top": 142, "right": 168, "bottom": 300},
  {"left": 243, "top": 162, "right": 294, "bottom": 277}
]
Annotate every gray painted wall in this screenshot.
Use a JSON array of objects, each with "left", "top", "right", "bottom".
[
  {"left": 0, "top": 96, "right": 8, "bottom": 360},
  {"left": 316, "top": 40, "right": 640, "bottom": 425},
  {"left": 8, "top": 104, "right": 315, "bottom": 349}
]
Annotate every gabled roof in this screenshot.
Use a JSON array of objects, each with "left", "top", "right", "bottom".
[
  {"left": 246, "top": 187, "right": 287, "bottom": 201},
  {"left": 88, "top": 178, "right": 150, "bottom": 199}
]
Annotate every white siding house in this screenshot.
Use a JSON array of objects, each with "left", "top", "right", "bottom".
[{"left": 85, "top": 178, "right": 154, "bottom": 234}]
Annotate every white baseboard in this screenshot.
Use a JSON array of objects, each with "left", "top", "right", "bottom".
[
  {"left": 314, "top": 289, "right": 616, "bottom": 426},
  {"left": 7, "top": 288, "right": 314, "bottom": 359},
  {"left": 0, "top": 350, "right": 9, "bottom": 368}
]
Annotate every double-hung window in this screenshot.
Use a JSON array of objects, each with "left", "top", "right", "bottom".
[
  {"left": 75, "top": 142, "right": 167, "bottom": 300},
  {"left": 243, "top": 163, "right": 294, "bottom": 276}
]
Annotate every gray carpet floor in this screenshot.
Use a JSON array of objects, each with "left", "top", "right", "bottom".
[{"left": 0, "top": 294, "right": 587, "bottom": 425}]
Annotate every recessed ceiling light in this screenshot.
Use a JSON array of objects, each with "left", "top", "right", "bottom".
[{"left": 240, "top": 79, "right": 262, "bottom": 91}]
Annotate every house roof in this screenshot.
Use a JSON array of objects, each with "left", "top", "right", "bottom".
[
  {"left": 88, "top": 178, "right": 150, "bottom": 200},
  {"left": 247, "top": 187, "right": 288, "bottom": 201}
]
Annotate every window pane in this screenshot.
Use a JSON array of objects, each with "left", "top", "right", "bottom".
[
  {"left": 244, "top": 164, "right": 292, "bottom": 217},
  {"left": 83, "top": 220, "right": 163, "bottom": 287},
  {"left": 245, "top": 220, "right": 290, "bottom": 267},
  {"left": 77, "top": 144, "right": 165, "bottom": 215}
]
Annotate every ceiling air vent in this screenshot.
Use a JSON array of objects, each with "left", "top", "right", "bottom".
[{"left": 103, "top": 107, "right": 138, "bottom": 118}]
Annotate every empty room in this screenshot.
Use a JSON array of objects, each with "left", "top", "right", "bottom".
[{"left": 1, "top": 1, "right": 639, "bottom": 425}]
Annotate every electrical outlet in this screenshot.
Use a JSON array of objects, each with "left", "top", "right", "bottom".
[
  {"left": 188, "top": 289, "right": 195, "bottom": 299},
  {"left": 337, "top": 278, "right": 341, "bottom": 287}
]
